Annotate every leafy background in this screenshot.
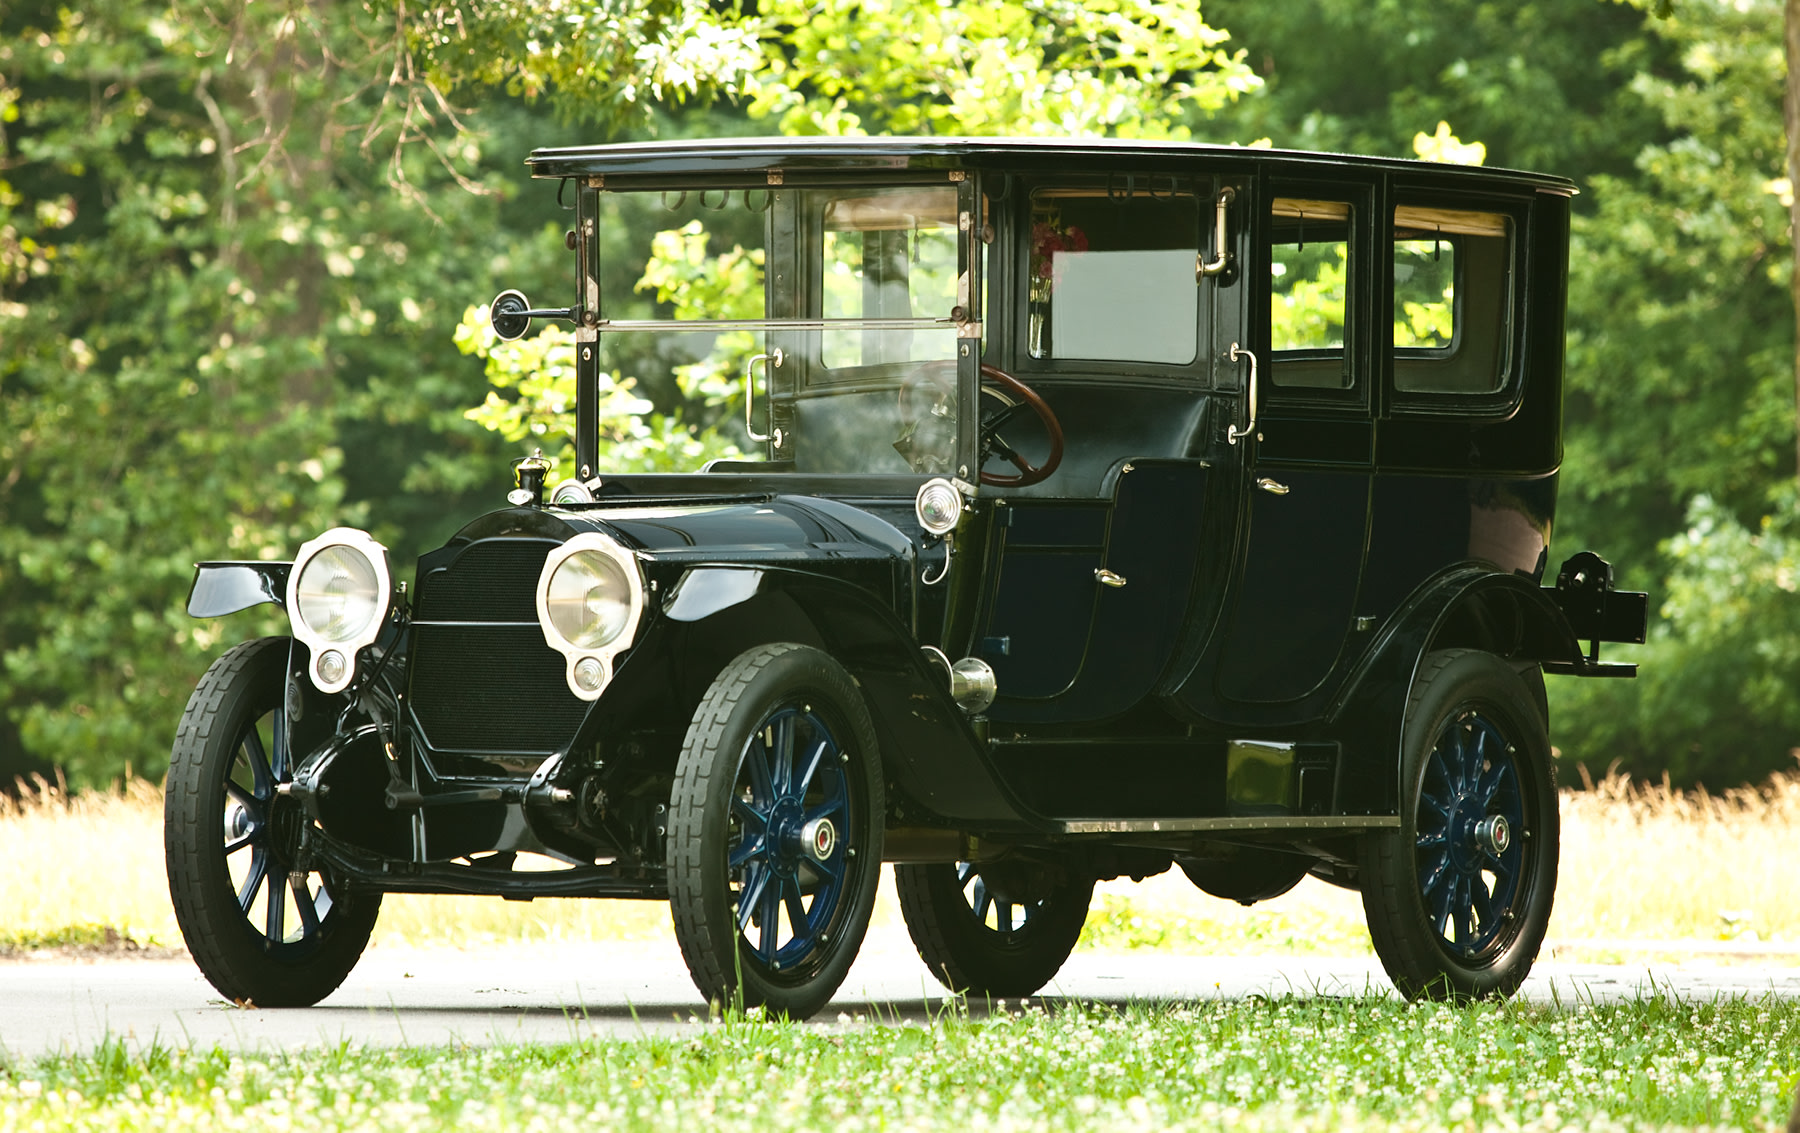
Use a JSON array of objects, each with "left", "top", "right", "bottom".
[{"left": 1, "top": 0, "right": 1794, "bottom": 790}]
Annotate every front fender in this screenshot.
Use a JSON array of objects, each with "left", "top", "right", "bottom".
[
  {"left": 657, "top": 564, "right": 1041, "bottom": 831},
  {"left": 1327, "top": 566, "right": 1584, "bottom": 816},
  {"left": 187, "top": 561, "right": 292, "bottom": 618}
]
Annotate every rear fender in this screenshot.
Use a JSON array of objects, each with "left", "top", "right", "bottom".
[{"left": 1329, "top": 567, "right": 1583, "bottom": 816}]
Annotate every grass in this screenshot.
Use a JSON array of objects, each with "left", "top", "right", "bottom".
[
  {"left": 2, "top": 770, "right": 1797, "bottom": 960},
  {"left": 0, "top": 998, "right": 1796, "bottom": 1130}
]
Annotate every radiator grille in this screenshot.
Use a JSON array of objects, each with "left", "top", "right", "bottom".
[
  {"left": 415, "top": 539, "right": 550, "bottom": 623},
  {"left": 408, "top": 539, "right": 588, "bottom": 754}
]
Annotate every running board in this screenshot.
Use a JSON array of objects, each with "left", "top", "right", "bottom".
[{"left": 1059, "top": 815, "right": 1401, "bottom": 835}]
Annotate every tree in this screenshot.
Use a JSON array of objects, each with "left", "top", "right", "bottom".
[{"left": 0, "top": 0, "right": 552, "bottom": 786}]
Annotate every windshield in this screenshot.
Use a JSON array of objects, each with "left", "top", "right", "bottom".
[{"left": 594, "top": 183, "right": 966, "bottom": 476}]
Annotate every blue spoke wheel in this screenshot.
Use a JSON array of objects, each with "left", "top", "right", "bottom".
[
  {"left": 165, "top": 637, "right": 380, "bottom": 1007},
  {"left": 895, "top": 859, "right": 1092, "bottom": 997},
  {"left": 1359, "top": 649, "right": 1557, "bottom": 1001},
  {"left": 668, "top": 644, "right": 884, "bottom": 1019}
]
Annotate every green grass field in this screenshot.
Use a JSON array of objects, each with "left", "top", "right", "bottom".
[{"left": 2, "top": 998, "right": 1796, "bottom": 1131}]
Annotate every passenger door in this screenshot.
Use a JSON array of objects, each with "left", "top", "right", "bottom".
[{"left": 1204, "top": 181, "right": 1377, "bottom": 709}]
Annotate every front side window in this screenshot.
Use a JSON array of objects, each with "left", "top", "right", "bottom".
[
  {"left": 1391, "top": 205, "right": 1513, "bottom": 396},
  {"left": 1026, "top": 188, "right": 1200, "bottom": 366},
  {"left": 1269, "top": 197, "right": 1353, "bottom": 390}
]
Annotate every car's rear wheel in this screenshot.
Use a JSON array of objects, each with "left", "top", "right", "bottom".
[
  {"left": 1359, "top": 649, "right": 1557, "bottom": 1001},
  {"left": 666, "top": 643, "right": 884, "bottom": 1019},
  {"left": 895, "top": 860, "right": 1092, "bottom": 997},
  {"left": 165, "top": 637, "right": 381, "bottom": 1007}
]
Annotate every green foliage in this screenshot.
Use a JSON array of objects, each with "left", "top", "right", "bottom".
[
  {"left": 456, "top": 306, "right": 739, "bottom": 479},
  {"left": 750, "top": 0, "right": 1261, "bottom": 138},
  {"left": 1553, "top": 491, "right": 1800, "bottom": 786},
  {"left": 0, "top": 0, "right": 529, "bottom": 785}
]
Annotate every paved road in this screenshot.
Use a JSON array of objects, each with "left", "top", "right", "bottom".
[{"left": 4, "top": 933, "right": 1798, "bottom": 1058}]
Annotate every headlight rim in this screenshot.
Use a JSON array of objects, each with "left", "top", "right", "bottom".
[
  {"left": 535, "top": 531, "right": 646, "bottom": 701},
  {"left": 284, "top": 527, "right": 394, "bottom": 695}
]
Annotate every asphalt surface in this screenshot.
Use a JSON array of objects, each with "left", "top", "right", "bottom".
[{"left": 4, "top": 932, "right": 1798, "bottom": 1058}]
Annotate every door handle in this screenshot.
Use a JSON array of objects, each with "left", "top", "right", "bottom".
[
  {"left": 1094, "top": 568, "right": 1128, "bottom": 588},
  {"left": 744, "top": 348, "right": 783, "bottom": 443},
  {"left": 1256, "top": 477, "right": 1290, "bottom": 496},
  {"left": 1226, "top": 342, "right": 1259, "bottom": 445}
]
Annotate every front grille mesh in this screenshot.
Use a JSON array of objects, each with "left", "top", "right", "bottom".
[{"left": 408, "top": 539, "right": 588, "bottom": 754}]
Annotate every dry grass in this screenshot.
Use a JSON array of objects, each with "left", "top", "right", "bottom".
[{"left": 2, "top": 771, "right": 1795, "bottom": 959}]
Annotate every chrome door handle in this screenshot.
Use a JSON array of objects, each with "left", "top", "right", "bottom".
[
  {"left": 1227, "top": 342, "right": 1258, "bottom": 445},
  {"left": 1095, "top": 568, "right": 1128, "bottom": 588},
  {"left": 1257, "top": 477, "right": 1290, "bottom": 495},
  {"left": 744, "top": 348, "right": 783, "bottom": 442}
]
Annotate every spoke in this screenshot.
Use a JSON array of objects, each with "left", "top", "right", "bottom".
[
  {"left": 1429, "top": 872, "right": 1455, "bottom": 938},
  {"left": 997, "top": 901, "right": 1017, "bottom": 934},
  {"left": 223, "top": 829, "right": 261, "bottom": 856},
  {"left": 784, "top": 879, "right": 810, "bottom": 940},
  {"left": 802, "top": 781, "right": 847, "bottom": 826},
  {"left": 264, "top": 863, "right": 289, "bottom": 942},
  {"left": 731, "top": 795, "right": 770, "bottom": 829},
  {"left": 1415, "top": 827, "right": 1449, "bottom": 849},
  {"left": 223, "top": 780, "right": 262, "bottom": 818},
  {"left": 1463, "top": 721, "right": 1490, "bottom": 787},
  {"left": 236, "top": 846, "right": 269, "bottom": 914},
  {"left": 1470, "top": 873, "right": 1495, "bottom": 931},
  {"left": 1453, "top": 878, "right": 1474, "bottom": 947},
  {"left": 736, "top": 865, "right": 772, "bottom": 933},
  {"left": 743, "top": 739, "right": 776, "bottom": 807},
  {"left": 729, "top": 828, "right": 767, "bottom": 870},
  {"left": 775, "top": 712, "right": 797, "bottom": 794},
  {"left": 1418, "top": 852, "right": 1451, "bottom": 899},
  {"left": 291, "top": 873, "right": 322, "bottom": 940},
  {"left": 241, "top": 725, "right": 274, "bottom": 800},
  {"left": 971, "top": 876, "right": 993, "bottom": 923},
  {"left": 956, "top": 862, "right": 977, "bottom": 889},
  {"left": 757, "top": 876, "right": 780, "bottom": 957},
  {"left": 1477, "top": 757, "right": 1511, "bottom": 807},
  {"left": 809, "top": 852, "right": 845, "bottom": 887},
  {"left": 795, "top": 740, "right": 829, "bottom": 799}
]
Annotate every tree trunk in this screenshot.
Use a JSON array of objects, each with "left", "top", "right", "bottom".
[{"left": 1787, "top": 0, "right": 1800, "bottom": 483}]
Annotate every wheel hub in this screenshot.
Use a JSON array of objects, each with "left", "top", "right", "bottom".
[{"left": 766, "top": 796, "right": 808, "bottom": 877}]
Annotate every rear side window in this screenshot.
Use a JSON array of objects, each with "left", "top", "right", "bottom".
[
  {"left": 1269, "top": 197, "right": 1353, "bottom": 390},
  {"left": 1026, "top": 188, "right": 1200, "bottom": 366},
  {"left": 1392, "top": 206, "right": 1513, "bottom": 395}
]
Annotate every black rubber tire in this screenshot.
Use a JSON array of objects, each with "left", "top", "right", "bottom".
[
  {"left": 165, "top": 637, "right": 381, "bottom": 1007},
  {"left": 1359, "top": 649, "right": 1558, "bottom": 1001},
  {"left": 666, "top": 643, "right": 884, "bottom": 1020},
  {"left": 895, "top": 862, "right": 1093, "bottom": 997}
]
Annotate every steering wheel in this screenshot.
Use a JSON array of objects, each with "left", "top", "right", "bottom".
[{"left": 979, "top": 364, "right": 1063, "bottom": 487}]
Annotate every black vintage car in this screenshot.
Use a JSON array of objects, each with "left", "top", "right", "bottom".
[{"left": 167, "top": 137, "right": 1646, "bottom": 1018}]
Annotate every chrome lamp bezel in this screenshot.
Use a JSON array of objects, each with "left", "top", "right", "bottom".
[
  {"left": 534, "top": 532, "right": 647, "bottom": 701},
  {"left": 284, "top": 527, "right": 395, "bottom": 695}
]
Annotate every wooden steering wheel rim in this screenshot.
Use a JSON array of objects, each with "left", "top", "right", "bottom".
[{"left": 978, "top": 364, "right": 1064, "bottom": 487}]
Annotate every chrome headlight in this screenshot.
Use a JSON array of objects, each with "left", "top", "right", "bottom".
[
  {"left": 285, "top": 528, "right": 393, "bottom": 694},
  {"left": 535, "top": 532, "right": 645, "bottom": 700}
]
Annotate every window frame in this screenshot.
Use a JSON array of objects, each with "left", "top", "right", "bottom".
[
  {"left": 1384, "top": 191, "right": 1531, "bottom": 417},
  {"left": 1260, "top": 178, "right": 1374, "bottom": 412}
]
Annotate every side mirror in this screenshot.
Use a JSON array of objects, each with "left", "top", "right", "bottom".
[{"left": 490, "top": 289, "right": 534, "bottom": 341}]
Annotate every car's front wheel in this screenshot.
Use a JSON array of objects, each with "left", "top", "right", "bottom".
[
  {"left": 895, "top": 860, "right": 1092, "bottom": 997},
  {"left": 164, "top": 637, "right": 381, "bottom": 1006},
  {"left": 1359, "top": 649, "right": 1558, "bottom": 1001},
  {"left": 666, "top": 643, "right": 884, "bottom": 1019}
]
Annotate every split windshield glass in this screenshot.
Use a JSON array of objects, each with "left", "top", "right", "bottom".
[{"left": 593, "top": 185, "right": 964, "bottom": 475}]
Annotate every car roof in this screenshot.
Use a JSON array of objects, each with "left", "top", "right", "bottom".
[{"left": 526, "top": 135, "right": 1577, "bottom": 195}]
